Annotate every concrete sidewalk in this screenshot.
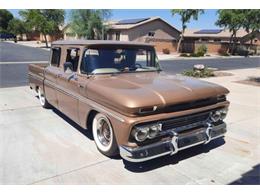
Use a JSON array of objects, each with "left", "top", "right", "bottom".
[{"left": 0, "top": 68, "right": 259, "bottom": 184}]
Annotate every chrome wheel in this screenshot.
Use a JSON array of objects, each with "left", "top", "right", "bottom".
[
  {"left": 97, "top": 118, "right": 111, "bottom": 146},
  {"left": 92, "top": 113, "right": 117, "bottom": 154}
]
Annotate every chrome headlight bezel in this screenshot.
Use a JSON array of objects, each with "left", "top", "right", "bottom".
[
  {"left": 210, "top": 108, "right": 228, "bottom": 122},
  {"left": 132, "top": 123, "right": 162, "bottom": 142}
]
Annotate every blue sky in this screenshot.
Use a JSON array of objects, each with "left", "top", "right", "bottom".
[{"left": 8, "top": 9, "right": 219, "bottom": 30}]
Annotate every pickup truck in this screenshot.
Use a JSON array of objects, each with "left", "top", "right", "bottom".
[{"left": 28, "top": 40, "right": 229, "bottom": 162}]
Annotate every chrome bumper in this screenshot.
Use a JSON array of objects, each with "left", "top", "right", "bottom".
[{"left": 120, "top": 122, "right": 226, "bottom": 162}]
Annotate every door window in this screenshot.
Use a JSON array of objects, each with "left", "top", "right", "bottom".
[
  {"left": 65, "top": 48, "right": 80, "bottom": 72},
  {"left": 50, "top": 47, "right": 61, "bottom": 67}
]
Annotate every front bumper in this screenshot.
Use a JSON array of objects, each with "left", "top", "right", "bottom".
[{"left": 119, "top": 122, "right": 226, "bottom": 162}]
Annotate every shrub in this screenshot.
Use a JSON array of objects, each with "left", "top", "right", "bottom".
[
  {"left": 162, "top": 48, "right": 170, "bottom": 54},
  {"left": 196, "top": 44, "right": 207, "bottom": 57},
  {"left": 190, "top": 53, "right": 199, "bottom": 57},
  {"left": 182, "top": 67, "right": 214, "bottom": 78},
  {"left": 234, "top": 46, "right": 250, "bottom": 56},
  {"left": 249, "top": 77, "right": 260, "bottom": 83}
]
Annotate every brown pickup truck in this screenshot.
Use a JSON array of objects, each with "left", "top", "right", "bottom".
[{"left": 28, "top": 40, "right": 229, "bottom": 162}]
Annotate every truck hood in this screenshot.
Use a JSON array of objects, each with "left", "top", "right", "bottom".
[{"left": 86, "top": 72, "right": 229, "bottom": 115}]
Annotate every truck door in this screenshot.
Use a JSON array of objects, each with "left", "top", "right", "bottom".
[
  {"left": 56, "top": 47, "right": 82, "bottom": 123},
  {"left": 44, "top": 47, "right": 61, "bottom": 108}
]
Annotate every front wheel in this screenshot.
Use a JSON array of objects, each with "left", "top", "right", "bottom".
[
  {"left": 92, "top": 113, "right": 118, "bottom": 157},
  {"left": 38, "top": 87, "right": 51, "bottom": 108}
]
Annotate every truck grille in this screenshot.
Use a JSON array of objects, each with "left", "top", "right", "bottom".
[
  {"left": 162, "top": 111, "right": 210, "bottom": 131},
  {"left": 162, "top": 96, "right": 226, "bottom": 113}
]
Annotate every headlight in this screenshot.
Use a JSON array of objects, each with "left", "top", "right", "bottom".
[
  {"left": 210, "top": 110, "right": 221, "bottom": 122},
  {"left": 148, "top": 124, "right": 162, "bottom": 139},
  {"left": 132, "top": 126, "right": 149, "bottom": 142},
  {"left": 210, "top": 108, "right": 228, "bottom": 122},
  {"left": 132, "top": 123, "right": 162, "bottom": 142},
  {"left": 220, "top": 108, "right": 228, "bottom": 120}
]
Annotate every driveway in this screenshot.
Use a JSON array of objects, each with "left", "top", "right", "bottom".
[
  {"left": 0, "top": 67, "right": 259, "bottom": 184},
  {"left": 0, "top": 41, "right": 259, "bottom": 88}
]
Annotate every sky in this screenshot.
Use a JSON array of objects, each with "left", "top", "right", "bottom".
[{"left": 8, "top": 9, "right": 219, "bottom": 30}]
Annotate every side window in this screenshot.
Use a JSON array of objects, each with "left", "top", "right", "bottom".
[
  {"left": 65, "top": 48, "right": 80, "bottom": 72},
  {"left": 51, "top": 47, "right": 61, "bottom": 67}
]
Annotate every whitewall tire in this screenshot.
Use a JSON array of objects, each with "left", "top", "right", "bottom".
[
  {"left": 92, "top": 113, "right": 118, "bottom": 157},
  {"left": 38, "top": 87, "right": 50, "bottom": 108}
]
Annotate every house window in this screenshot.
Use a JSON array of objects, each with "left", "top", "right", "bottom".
[
  {"left": 148, "top": 31, "right": 155, "bottom": 37},
  {"left": 50, "top": 47, "right": 61, "bottom": 67},
  {"left": 115, "top": 32, "right": 120, "bottom": 41}
]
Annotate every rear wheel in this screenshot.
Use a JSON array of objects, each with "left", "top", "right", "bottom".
[
  {"left": 92, "top": 113, "right": 118, "bottom": 157},
  {"left": 38, "top": 87, "right": 51, "bottom": 108}
]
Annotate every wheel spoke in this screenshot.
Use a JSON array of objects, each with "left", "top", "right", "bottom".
[{"left": 96, "top": 118, "right": 111, "bottom": 146}]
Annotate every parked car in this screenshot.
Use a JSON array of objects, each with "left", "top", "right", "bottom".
[
  {"left": 0, "top": 33, "right": 16, "bottom": 40},
  {"left": 28, "top": 40, "right": 230, "bottom": 162},
  {"left": 234, "top": 45, "right": 254, "bottom": 56}
]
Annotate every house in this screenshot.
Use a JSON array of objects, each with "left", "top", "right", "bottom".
[
  {"left": 106, "top": 17, "right": 181, "bottom": 53},
  {"left": 62, "top": 24, "right": 79, "bottom": 40},
  {"left": 182, "top": 29, "right": 260, "bottom": 54},
  {"left": 240, "top": 30, "right": 260, "bottom": 46}
]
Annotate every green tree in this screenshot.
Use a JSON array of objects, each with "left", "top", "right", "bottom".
[
  {"left": 0, "top": 9, "right": 13, "bottom": 33},
  {"left": 241, "top": 10, "right": 260, "bottom": 49},
  {"left": 19, "top": 9, "right": 65, "bottom": 47},
  {"left": 69, "top": 9, "right": 112, "bottom": 40},
  {"left": 216, "top": 10, "right": 244, "bottom": 54},
  {"left": 171, "top": 9, "right": 204, "bottom": 53},
  {"left": 7, "top": 18, "right": 28, "bottom": 39}
]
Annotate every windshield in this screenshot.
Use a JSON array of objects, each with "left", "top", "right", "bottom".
[{"left": 81, "top": 46, "right": 160, "bottom": 74}]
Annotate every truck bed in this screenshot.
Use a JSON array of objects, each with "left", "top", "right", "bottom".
[{"left": 28, "top": 63, "right": 48, "bottom": 92}]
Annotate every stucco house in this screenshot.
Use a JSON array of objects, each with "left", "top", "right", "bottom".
[
  {"left": 106, "top": 17, "right": 181, "bottom": 53},
  {"left": 182, "top": 29, "right": 260, "bottom": 54}
]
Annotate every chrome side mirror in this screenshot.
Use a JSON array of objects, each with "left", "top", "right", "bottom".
[{"left": 67, "top": 73, "right": 78, "bottom": 81}]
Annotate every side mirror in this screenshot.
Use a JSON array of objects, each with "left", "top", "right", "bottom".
[{"left": 64, "top": 62, "right": 73, "bottom": 73}]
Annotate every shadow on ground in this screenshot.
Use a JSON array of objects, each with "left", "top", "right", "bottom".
[
  {"left": 52, "top": 108, "right": 94, "bottom": 140},
  {"left": 122, "top": 138, "right": 225, "bottom": 173},
  {"left": 51, "top": 106, "right": 227, "bottom": 172},
  {"left": 229, "top": 164, "right": 260, "bottom": 185},
  {"left": 52, "top": 108, "right": 122, "bottom": 161}
]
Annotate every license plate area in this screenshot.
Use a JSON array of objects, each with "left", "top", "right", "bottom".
[{"left": 177, "top": 128, "right": 208, "bottom": 149}]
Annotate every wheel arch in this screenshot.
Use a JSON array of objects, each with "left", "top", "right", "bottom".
[{"left": 86, "top": 110, "right": 98, "bottom": 131}]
